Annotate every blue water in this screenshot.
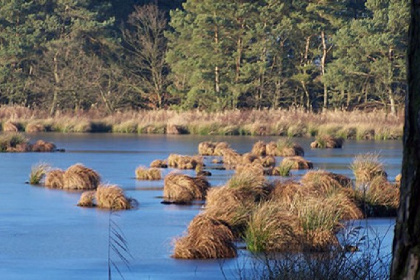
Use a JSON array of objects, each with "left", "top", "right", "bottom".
[{"left": 0, "top": 133, "right": 401, "bottom": 279}]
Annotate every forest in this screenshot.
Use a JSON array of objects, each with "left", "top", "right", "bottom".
[{"left": 0, "top": 0, "right": 409, "bottom": 115}]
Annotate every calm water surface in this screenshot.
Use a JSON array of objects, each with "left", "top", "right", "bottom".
[{"left": 0, "top": 133, "right": 402, "bottom": 279}]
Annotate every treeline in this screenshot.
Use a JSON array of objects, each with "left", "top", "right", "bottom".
[{"left": 0, "top": 0, "right": 408, "bottom": 114}]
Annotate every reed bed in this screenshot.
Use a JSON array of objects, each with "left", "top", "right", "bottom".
[
  {"left": 135, "top": 166, "right": 162, "bottom": 180},
  {"left": 0, "top": 106, "right": 403, "bottom": 140},
  {"left": 172, "top": 214, "right": 237, "bottom": 259},
  {"left": 163, "top": 173, "right": 210, "bottom": 204}
]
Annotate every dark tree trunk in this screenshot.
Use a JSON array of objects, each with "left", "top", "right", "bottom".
[{"left": 391, "top": 1, "right": 420, "bottom": 279}]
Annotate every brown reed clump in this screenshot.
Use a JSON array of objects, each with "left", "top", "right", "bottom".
[
  {"left": 226, "top": 172, "right": 270, "bottom": 201},
  {"left": 3, "top": 121, "right": 19, "bottom": 132},
  {"left": 214, "top": 142, "right": 230, "bottom": 156},
  {"left": 222, "top": 148, "right": 242, "bottom": 169},
  {"left": 163, "top": 173, "right": 210, "bottom": 204},
  {"left": 77, "top": 191, "right": 96, "bottom": 207},
  {"left": 266, "top": 139, "right": 305, "bottom": 157},
  {"left": 0, "top": 132, "right": 30, "bottom": 152},
  {"left": 172, "top": 214, "right": 237, "bottom": 259},
  {"left": 310, "top": 135, "right": 344, "bottom": 149},
  {"left": 281, "top": 156, "right": 313, "bottom": 170},
  {"left": 167, "top": 154, "right": 203, "bottom": 169},
  {"left": 44, "top": 169, "right": 65, "bottom": 189},
  {"left": 251, "top": 141, "right": 267, "bottom": 156},
  {"left": 235, "top": 163, "right": 265, "bottom": 177},
  {"left": 301, "top": 170, "right": 352, "bottom": 195},
  {"left": 95, "top": 184, "right": 133, "bottom": 210},
  {"left": 25, "top": 122, "right": 46, "bottom": 133},
  {"left": 354, "top": 175, "right": 400, "bottom": 217},
  {"left": 62, "top": 164, "right": 101, "bottom": 190},
  {"left": 135, "top": 166, "right": 162, "bottom": 180},
  {"left": 268, "top": 180, "right": 307, "bottom": 205},
  {"left": 198, "top": 141, "right": 216, "bottom": 155},
  {"left": 150, "top": 159, "right": 168, "bottom": 168},
  {"left": 260, "top": 155, "right": 276, "bottom": 168},
  {"left": 205, "top": 186, "right": 254, "bottom": 235},
  {"left": 245, "top": 201, "right": 302, "bottom": 252},
  {"left": 31, "top": 140, "right": 56, "bottom": 152},
  {"left": 351, "top": 153, "right": 387, "bottom": 185}
]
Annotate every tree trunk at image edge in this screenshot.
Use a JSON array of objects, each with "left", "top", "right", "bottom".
[{"left": 391, "top": 1, "right": 420, "bottom": 279}]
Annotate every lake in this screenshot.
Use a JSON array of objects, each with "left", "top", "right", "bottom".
[{"left": 0, "top": 133, "right": 401, "bottom": 279}]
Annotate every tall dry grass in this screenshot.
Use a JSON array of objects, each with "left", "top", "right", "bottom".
[
  {"left": 163, "top": 172, "right": 210, "bottom": 204},
  {"left": 0, "top": 106, "right": 403, "bottom": 139},
  {"left": 172, "top": 214, "right": 237, "bottom": 259}
]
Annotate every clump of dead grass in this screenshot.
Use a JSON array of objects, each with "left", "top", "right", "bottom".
[
  {"left": 150, "top": 159, "right": 168, "bottom": 168},
  {"left": 135, "top": 166, "right": 162, "bottom": 180},
  {"left": 45, "top": 169, "right": 65, "bottom": 189},
  {"left": 310, "top": 135, "right": 344, "bottom": 149},
  {"left": 172, "top": 214, "right": 237, "bottom": 259},
  {"left": 163, "top": 173, "right": 210, "bottom": 204},
  {"left": 77, "top": 191, "right": 96, "bottom": 207},
  {"left": 167, "top": 154, "right": 203, "bottom": 169},
  {"left": 94, "top": 184, "right": 134, "bottom": 210},
  {"left": 31, "top": 140, "right": 57, "bottom": 152},
  {"left": 351, "top": 153, "right": 387, "bottom": 185},
  {"left": 266, "top": 139, "right": 305, "bottom": 157},
  {"left": 62, "top": 164, "right": 101, "bottom": 190},
  {"left": 281, "top": 156, "right": 313, "bottom": 170}
]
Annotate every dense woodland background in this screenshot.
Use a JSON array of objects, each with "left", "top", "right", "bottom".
[{"left": 0, "top": 0, "right": 409, "bottom": 115}]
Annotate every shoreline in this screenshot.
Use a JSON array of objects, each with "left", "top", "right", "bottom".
[{"left": 0, "top": 106, "right": 403, "bottom": 140}]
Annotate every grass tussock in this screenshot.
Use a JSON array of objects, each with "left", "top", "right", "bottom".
[
  {"left": 245, "top": 201, "right": 302, "bottom": 252},
  {"left": 62, "top": 164, "right": 101, "bottom": 190},
  {"left": 163, "top": 173, "right": 210, "bottom": 204},
  {"left": 31, "top": 140, "right": 57, "bottom": 152},
  {"left": 354, "top": 175, "right": 400, "bottom": 217},
  {"left": 29, "top": 162, "right": 50, "bottom": 185},
  {"left": 149, "top": 159, "right": 168, "bottom": 168},
  {"left": 0, "top": 132, "right": 30, "bottom": 152},
  {"left": 94, "top": 184, "right": 134, "bottom": 210},
  {"left": 172, "top": 214, "right": 237, "bottom": 259},
  {"left": 310, "top": 135, "right": 344, "bottom": 149},
  {"left": 260, "top": 155, "right": 276, "bottom": 168},
  {"left": 222, "top": 148, "right": 242, "bottom": 169},
  {"left": 268, "top": 139, "right": 305, "bottom": 157},
  {"left": 77, "top": 191, "right": 96, "bottom": 207},
  {"left": 271, "top": 161, "right": 295, "bottom": 176},
  {"left": 135, "top": 166, "right": 162, "bottom": 180},
  {"left": 251, "top": 141, "right": 267, "bottom": 156},
  {"left": 167, "top": 154, "right": 203, "bottom": 169},
  {"left": 25, "top": 122, "right": 47, "bottom": 133},
  {"left": 197, "top": 141, "right": 231, "bottom": 156},
  {"left": 301, "top": 170, "right": 352, "bottom": 195},
  {"left": 351, "top": 153, "right": 387, "bottom": 185},
  {"left": 44, "top": 169, "right": 65, "bottom": 189},
  {"left": 281, "top": 156, "right": 313, "bottom": 170}
]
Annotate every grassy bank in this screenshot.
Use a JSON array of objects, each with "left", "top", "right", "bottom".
[{"left": 0, "top": 106, "right": 403, "bottom": 140}]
